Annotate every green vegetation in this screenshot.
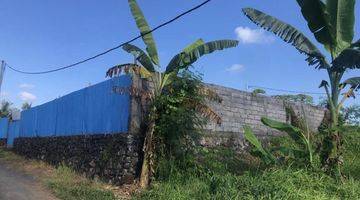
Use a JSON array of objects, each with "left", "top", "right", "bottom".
[
  {"left": 21, "top": 102, "right": 32, "bottom": 111},
  {"left": 273, "top": 94, "right": 314, "bottom": 105},
  {"left": 135, "top": 126, "right": 360, "bottom": 200},
  {"left": 137, "top": 168, "right": 360, "bottom": 200},
  {"left": 244, "top": 105, "right": 315, "bottom": 167},
  {"left": 342, "top": 104, "right": 360, "bottom": 126},
  {"left": 107, "top": 0, "right": 238, "bottom": 188},
  {"left": 243, "top": 1, "right": 360, "bottom": 175},
  {"left": 47, "top": 166, "right": 116, "bottom": 200},
  {"left": 152, "top": 71, "right": 210, "bottom": 169},
  {"left": 251, "top": 89, "right": 266, "bottom": 96},
  {"left": 0, "top": 101, "right": 12, "bottom": 118},
  {"left": 342, "top": 126, "right": 360, "bottom": 179}
]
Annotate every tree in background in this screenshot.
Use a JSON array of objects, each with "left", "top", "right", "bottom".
[
  {"left": 273, "top": 94, "right": 314, "bottom": 105},
  {"left": 243, "top": 0, "right": 359, "bottom": 175},
  {"left": 21, "top": 102, "right": 32, "bottom": 111},
  {"left": 341, "top": 104, "right": 360, "bottom": 126},
  {"left": 106, "top": 0, "right": 238, "bottom": 188},
  {"left": 252, "top": 89, "right": 266, "bottom": 96},
  {"left": 318, "top": 96, "right": 329, "bottom": 108},
  {"left": 318, "top": 97, "right": 359, "bottom": 126},
  {"left": 0, "top": 101, "right": 12, "bottom": 118}
]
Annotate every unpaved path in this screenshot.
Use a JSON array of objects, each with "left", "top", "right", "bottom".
[{"left": 0, "top": 162, "right": 57, "bottom": 200}]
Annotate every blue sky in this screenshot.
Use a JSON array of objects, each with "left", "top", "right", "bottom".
[{"left": 0, "top": 0, "right": 359, "bottom": 108}]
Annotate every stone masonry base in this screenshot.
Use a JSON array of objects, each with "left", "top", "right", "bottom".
[{"left": 13, "top": 133, "right": 141, "bottom": 185}]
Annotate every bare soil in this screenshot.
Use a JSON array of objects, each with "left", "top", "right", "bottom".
[{"left": 0, "top": 161, "right": 58, "bottom": 200}]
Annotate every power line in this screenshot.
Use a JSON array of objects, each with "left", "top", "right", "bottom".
[
  {"left": 248, "top": 85, "right": 360, "bottom": 96},
  {"left": 5, "top": 0, "right": 212, "bottom": 75},
  {"left": 248, "top": 85, "right": 326, "bottom": 95}
]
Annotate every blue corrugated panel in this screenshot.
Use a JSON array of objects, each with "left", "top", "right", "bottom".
[
  {"left": 0, "top": 118, "right": 9, "bottom": 139},
  {"left": 7, "top": 120, "right": 20, "bottom": 147},
  {"left": 84, "top": 77, "right": 131, "bottom": 134},
  {"left": 36, "top": 100, "right": 58, "bottom": 137},
  {"left": 19, "top": 108, "right": 37, "bottom": 138},
  {"left": 19, "top": 75, "right": 131, "bottom": 138},
  {"left": 55, "top": 89, "right": 87, "bottom": 136}
]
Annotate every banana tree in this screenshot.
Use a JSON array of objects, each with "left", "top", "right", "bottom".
[
  {"left": 244, "top": 115, "right": 314, "bottom": 167},
  {"left": 106, "top": 0, "right": 238, "bottom": 188},
  {"left": 242, "top": 0, "right": 359, "bottom": 174}
]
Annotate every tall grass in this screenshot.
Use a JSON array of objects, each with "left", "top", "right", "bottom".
[
  {"left": 46, "top": 165, "right": 116, "bottom": 200},
  {"left": 135, "top": 126, "right": 360, "bottom": 200}
]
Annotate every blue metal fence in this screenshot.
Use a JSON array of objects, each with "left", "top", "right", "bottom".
[
  {"left": 0, "top": 75, "right": 132, "bottom": 147},
  {"left": 0, "top": 118, "right": 9, "bottom": 139},
  {"left": 7, "top": 120, "right": 20, "bottom": 147}
]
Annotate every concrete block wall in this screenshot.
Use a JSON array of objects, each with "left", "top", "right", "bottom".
[{"left": 200, "top": 84, "right": 326, "bottom": 150}]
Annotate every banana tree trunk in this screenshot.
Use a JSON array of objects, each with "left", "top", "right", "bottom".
[
  {"left": 322, "top": 73, "right": 343, "bottom": 176},
  {"left": 139, "top": 109, "right": 156, "bottom": 188},
  {"left": 324, "top": 106, "right": 343, "bottom": 177}
]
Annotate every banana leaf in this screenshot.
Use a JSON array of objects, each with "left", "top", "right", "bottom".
[
  {"left": 242, "top": 8, "right": 330, "bottom": 69},
  {"left": 128, "top": 0, "right": 159, "bottom": 65},
  {"left": 122, "top": 44, "right": 155, "bottom": 72},
  {"left": 165, "top": 40, "right": 238, "bottom": 73},
  {"left": 244, "top": 126, "right": 277, "bottom": 164}
]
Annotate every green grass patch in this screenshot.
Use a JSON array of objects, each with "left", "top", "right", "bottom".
[
  {"left": 46, "top": 165, "right": 116, "bottom": 200},
  {"left": 343, "top": 126, "right": 360, "bottom": 180},
  {"left": 136, "top": 126, "right": 360, "bottom": 200},
  {"left": 137, "top": 168, "right": 360, "bottom": 200}
]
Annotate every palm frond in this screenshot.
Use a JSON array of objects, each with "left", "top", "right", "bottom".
[
  {"left": 242, "top": 8, "right": 330, "bottom": 69},
  {"left": 296, "top": 0, "right": 335, "bottom": 49},
  {"left": 182, "top": 39, "right": 205, "bottom": 54},
  {"left": 122, "top": 44, "right": 155, "bottom": 72},
  {"left": 105, "top": 63, "right": 151, "bottom": 78},
  {"left": 326, "top": 0, "right": 355, "bottom": 53},
  {"left": 187, "top": 100, "right": 221, "bottom": 124},
  {"left": 112, "top": 85, "right": 153, "bottom": 100},
  {"left": 343, "top": 77, "right": 360, "bottom": 91},
  {"left": 198, "top": 85, "right": 222, "bottom": 103},
  {"left": 332, "top": 48, "right": 360, "bottom": 71},
  {"left": 166, "top": 40, "right": 239, "bottom": 73},
  {"left": 128, "top": 0, "right": 159, "bottom": 65}
]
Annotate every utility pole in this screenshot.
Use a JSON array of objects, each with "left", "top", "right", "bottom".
[{"left": 0, "top": 61, "right": 5, "bottom": 97}]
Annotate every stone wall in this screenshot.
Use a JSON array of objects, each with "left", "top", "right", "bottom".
[
  {"left": 0, "top": 139, "right": 6, "bottom": 147},
  {"left": 13, "top": 134, "right": 140, "bottom": 185},
  {"left": 200, "top": 84, "right": 326, "bottom": 151}
]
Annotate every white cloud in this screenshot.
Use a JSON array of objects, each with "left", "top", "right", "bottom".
[
  {"left": 235, "top": 26, "right": 275, "bottom": 44},
  {"left": 226, "top": 64, "right": 244, "bottom": 73},
  {"left": 19, "top": 83, "right": 35, "bottom": 89},
  {"left": 19, "top": 91, "right": 36, "bottom": 102}
]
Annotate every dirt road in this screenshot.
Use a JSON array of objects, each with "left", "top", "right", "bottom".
[{"left": 0, "top": 162, "right": 57, "bottom": 200}]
